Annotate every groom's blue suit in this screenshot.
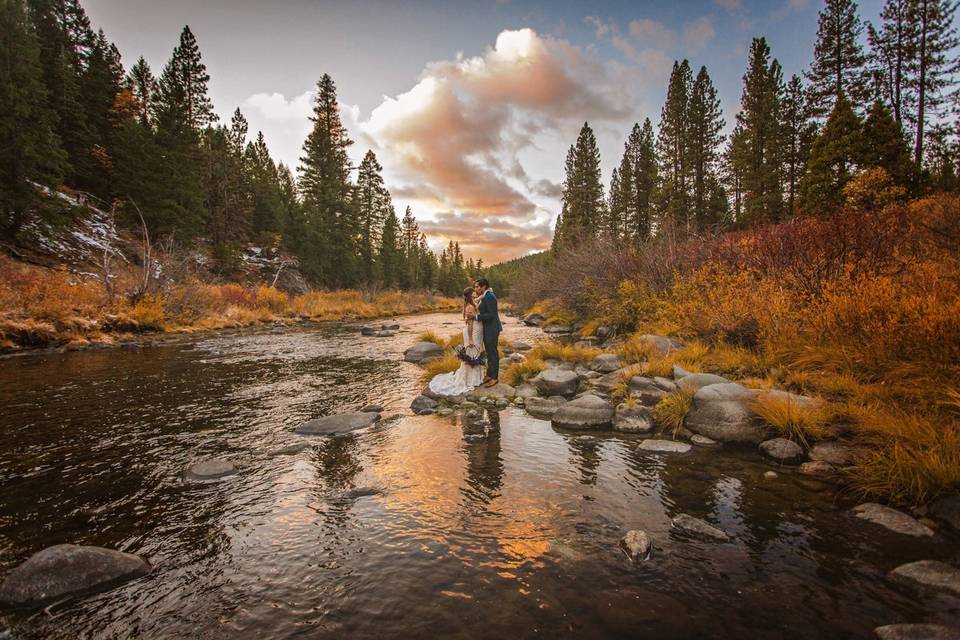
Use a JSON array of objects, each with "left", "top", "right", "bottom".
[{"left": 476, "top": 289, "right": 503, "bottom": 381}]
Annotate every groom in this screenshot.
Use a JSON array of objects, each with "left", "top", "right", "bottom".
[{"left": 474, "top": 278, "right": 502, "bottom": 387}]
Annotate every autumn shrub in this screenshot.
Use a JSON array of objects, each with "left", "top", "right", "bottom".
[
  {"left": 502, "top": 357, "right": 546, "bottom": 386},
  {"left": 127, "top": 295, "right": 166, "bottom": 331},
  {"left": 255, "top": 286, "right": 290, "bottom": 313},
  {"left": 751, "top": 392, "right": 831, "bottom": 448}
]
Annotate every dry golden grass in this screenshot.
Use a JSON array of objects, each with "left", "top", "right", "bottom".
[
  {"left": 416, "top": 331, "right": 445, "bottom": 346},
  {"left": 653, "top": 390, "right": 693, "bottom": 439},
  {"left": 579, "top": 319, "right": 603, "bottom": 337},
  {"left": 420, "top": 352, "right": 461, "bottom": 384},
  {"left": 502, "top": 357, "right": 546, "bottom": 386},
  {"left": 751, "top": 391, "right": 831, "bottom": 448},
  {"left": 528, "top": 342, "right": 601, "bottom": 364},
  {"left": 445, "top": 332, "right": 464, "bottom": 349}
]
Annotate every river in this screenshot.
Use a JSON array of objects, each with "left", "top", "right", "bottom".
[{"left": 0, "top": 312, "right": 956, "bottom": 638}]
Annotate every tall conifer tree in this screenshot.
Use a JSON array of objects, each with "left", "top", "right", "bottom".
[
  {"left": 806, "top": 0, "right": 869, "bottom": 118},
  {"left": 687, "top": 66, "right": 726, "bottom": 230},
  {"left": 656, "top": 60, "right": 692, "bottom": 231}
]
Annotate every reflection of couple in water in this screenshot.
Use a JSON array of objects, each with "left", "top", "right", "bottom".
[{"left": 428, "top": 278, "right": 503, "bottom": 397}]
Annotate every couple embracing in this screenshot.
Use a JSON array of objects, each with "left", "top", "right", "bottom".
[{"left": 428, "top": 278, "right": 503, "bottom": 397}]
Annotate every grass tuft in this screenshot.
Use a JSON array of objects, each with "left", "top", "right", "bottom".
[
  {"left": 416, "top": 331, "right": 445, "bottom": 346},
  {"left": 420, "top": 352, "right": 461, "bottom": 384},
  {"left": 750, "top": 391, "right": 831, "bottom": 449},
  {"left": 502, "top": 357, "right": 546, "bottom": 386},
  {"left": 653, "top": 389, "right": 694, "bottom": 439}
]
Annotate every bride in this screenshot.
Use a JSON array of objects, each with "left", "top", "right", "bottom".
[{"left": 428, "top": 287, "right": 485, "bottom": 396}]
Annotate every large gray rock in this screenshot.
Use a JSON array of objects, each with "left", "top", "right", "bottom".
[
  {"left": 591, "top": 368, "right": 633, "bottom": 395},
  {"left": 296, "top": 411, "right": 382, "bottom": 434},
  {"left": 534, "top": 369, "right": 580, "bottom": 397},
  {"left": 809, "top": 441, "right": 858, "bottom": 466},
  {"left": 0, "top": 544, "right": 150, "bottom": 608},
  {"left": 620, "top": 530, "right": 653, "bottom": 562},
  {"left": 542, "top": 358, "right": 576, "bottom": 371},
  {"left": 676, "top": 373, "right": 730, "bottom": 394},
  {"left": 639, "top": 439, "right": 692, "bottom": 453},
  {"left": 890, "top": 561, "right": 960, "bottom": 598},
  {"left": 759, "top": 438, "right": 805, "bottom": 465},
  {"left": 525, "top": 396, "right": 567, "bottom": 420},
  {"left": 761, "top": 389, "right": 823, "bottom": 410},
  {"left": 635, "top": 334, "right": 677, "bottom": 357},
  {"left": 613, "top": 403, "right": 654, "bottom": 433},
  {"left": 373, "top": 330, "right": 395, "bottom": 338},
  {"left": 853, "top": 503, "right": 935, "bottom": 537},
  {"left": 523, "top": 313, "right": 545, "bottom": 326},
  {"left": 515, "top": 383, "right": 539, "bottom": 399},
  {"left": 184, "top": 459, "right": 236, "bottom": 481},
  {"left": 673, "top": 365, "right": 692, "bottom": 379},
  {"left": 628, "top": 376, "right": 675, "bottom": 406},
  {"left": 671, "top": 514, "right": 730, "bottom": 541},
  {"left": 929, "top": 495, "right": 960, "bottom": 531},
  {"left": 469, "top": 383, "right": 516, "bottom": 401},
  {"left": 590, "top": 353, "right": 623, "bottom": 374},
  {"left": 875, "top": 625, "right": 960, "bottom": 640},
  {"left": 552, "top": 394, "right": 615, "bottom": 430},
  {"left": 512, "top": 341, "right": 532, "bottom": 351},
  {"left": 684, "top": 383, "right": 767, "bottom": 443},
  {"left": 382, "top": 323, "right": 400, "bottom": 330},
  {"left": 403, "top": 341, "right": 443, "bottom": 363},
  {"left": 360, "top": 325, "right": 377, "bottom": 336}
]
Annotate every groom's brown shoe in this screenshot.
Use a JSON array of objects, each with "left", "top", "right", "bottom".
[{"left": 482, "top": 379, "right": 498, "bottom": 387}]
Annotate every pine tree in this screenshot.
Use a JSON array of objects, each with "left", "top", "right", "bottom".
[
  {"left": 248, "top": 131, "right": 284, "bottom": 239},
  {"left": 559, "top": 122, "right": 604, "bottom": 243},
  {"left": 800, "top": 94, "right": 864, "bottom": 212},
  {"left": 355, "top": 150, "right": 390, "bottom": 284},
  {"left": 552, "top": 145, "right": 575, "bottom": 248},
  {"left": 127, "top": 56, "right": 155, "bottom": 128},
  {"left": 377, "top": 207, "right": 402, "bottom": 287},
  {"left": 781, "top": 75, "right": 817, "bottom": 217},
  {"left": 905, "top": 0, "right": 959, "bottom": 172},
  {"left": 868, "top": 0, "right": 915, "bottom": 125},
  {"left": 656, "top": 60, "right": 693, "bottom": 231},
  {"left": 806, "top": 0, "right": 870, "bottom": 118},
  {"left": 0, "top": 0, "right": 66, "bottom": 239},
  {"left": 297, "top": 74, "right": 356, "bottom": 286},
  {"left": 624, "top": 119, "right": 656, "bottom": 243},
  {"left": 606, "top": 157, "right": 633, "bottom": 243},
  {"left": 723, "top": 123, "right": 747, "bottom": 220},
  {"left": 733, "top": 38, "right": 784, "bottom": 223},
  {"left": 861, "top": 99, "right": 913, "bottom": 185},
  {"left": 924, "top": 119, "right": 959, "bottom": 191},
  {"left": 417, "top": 233, "right": 436, "bottom": 289},
  {"left": 80, "top": 29, "right": 123, "bottom": 198},
  {"left": 687, "top": 65, "right": 726, "bottom": 230}
]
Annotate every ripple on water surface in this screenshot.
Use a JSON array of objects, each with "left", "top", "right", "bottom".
[{"left": 0, "top": 313, "right": 957, "bottom": 639}]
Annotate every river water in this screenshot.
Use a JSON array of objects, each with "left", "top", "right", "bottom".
[{"left": 0, "top": 312, "right": 957, "bottom": 639}]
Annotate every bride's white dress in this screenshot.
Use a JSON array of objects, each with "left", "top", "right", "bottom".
[{"left": 428, "top": 319, "right": 485, "bottom": 396}]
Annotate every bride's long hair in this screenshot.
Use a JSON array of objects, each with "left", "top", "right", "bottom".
[{"left": 462, "top": 287, "right": 476, "bottom": 311}]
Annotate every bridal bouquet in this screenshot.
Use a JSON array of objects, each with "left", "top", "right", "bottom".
[{"left": 454, "top": 344, "right": 486, "bottom": 367}]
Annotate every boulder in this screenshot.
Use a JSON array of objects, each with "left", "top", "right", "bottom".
[
  {"left": 673, "top": 365, "right": 692, "bottom": 379},
  {"left": 296, "top": 411, "right": 382, "bottom": 434},
  {"left": 505, "top": 353, "right": 526, "bottom": 365},
  {"left": 373, "top": 330, "right": 395, "bottom": 338},
  {"left": 523, "top": 313, "right": 545, "bottom": 327},
  {"left": 592, "top": 369, "right": 631, "bottom": 395},
  {"left": 639, "top": 440, "right": 692, "bottom": 453},
  {"left": 469, "top": 383, "right": 516, "bottom": 401},
  {"left": 853, "top": 503, "right": 935, "bottom": 537},
  {"left": 890, "top": 560, "right": 960, "bottom": 598},
  {"left": 543, "top": 325, "right": 574, "bottom": 335},
  {"left": 590, "top": 354, "right": 623, "bottom": 373},
  {"left": 515, "top": 383, "right": 539, "bottom": 399},
  {"left": 628, "top": 376, "right": 675, "bottom": 405},
  {"left": 684, "top": 383, "right": 767, "bottom": 443},
  {"left": 691, "top": 434, "right": 718, "bottom": 446},
  {"left": 799, "top": 461, "right": 836, "bottom": 477},
  {"left": 543, "top": 359, "right": 576, "bottom": 371},
  {"left": 759, "top": 438, "right": 805, "bottom": 465},
  {"left": 671, "top": 514, "right": 730, "bottom": 541},
  {"left": 551, "top": 394, "right": 615, "bottom": 430},
  {"left": 525, "top": 396, "right": 567, "bottom": 420},
  {"left": 513, "top": 341, "right": 532, "bottom": 351},
  {"left": 360, "top": 325, "right": 377, "bottom": 336},
  {"left": 596, "top": 326, "right": 614, "bottom": 340},
  {"left": 438, "top": 407, "right": 454, "bottom": 416},
  {"left": 403, "top": 341, "right": 444, "bottom": 363},
  {"left": 874, "top": 625, "right": 960, "bottom": 640},
  {"left": 534, "top": 369, "right": 580, "bottom": 397},
  {"left": 360, "top": 403, "right": 384, "bottom": 413},
  {"left": 929, "top": 495, "right": 960, "bottom": 531},
  {"left": 382, "top": 323, "right": 400, "bottom": 330},
  {"left": 184, "top": 459, "right": 236, "bottom": 481},
  {"left": 271, "top": 443, "right": 311, "bottom": 456},
  {"left": 635, "top": 334, "right": 677, "bottom": 357},
  {"left": 0, "top": 544, "right": 150, "bottom": 608},
  {"left": 676, "top": 373, "right": 730, "bottom": 394},
  {"left": 613, "top": 403, "right": 654, "bottom": 433},
  {"left": 809, "top": 441, "right": 858, "bottom": 467},
  {"left": 620, "top": 530, "right": 653, "bottom": 562}
]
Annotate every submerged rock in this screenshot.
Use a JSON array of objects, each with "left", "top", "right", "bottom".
[
  {"left": 759, "top": 438, "right": 805, "bottom": 465},
  {"left": 403, "top": 342, "right": 443, "bottom": 363},
  {"left": 809, "top": 441, "right": 858, "bottom": 466},
  {"left": 639, "top": 439, "right": 692, "bottom": 453},
  {"left": 620, "top": 530, "right": 653, "bottom": 562},
  {"left": 671, "top": 514, "right": 730, "bottom": 541},
  {"left": 676, "top": 373, "right": 730, "bottom": 394},
  {"left": 184, "top": 459, "right": 236, "bottom": 481},
  {"left": 890, "top": 560, "right": 960, "bottom": 598},
  {"left": 469, "top": 383, "right": 516, "bottom": 401},
  {"left": 295, "top": 411, "right": 382, "bottom": 434},
  {"left": 684, "top": 383, "right": 767, "bottom": 443},
  {"left": 534, "top": 369, "right": 580, "bottom": 398},
  {"left": 874, "top": 625, "right": 960, "bottom": 640},
  {"left": 590, "top": 353, "right": 623, "bottom": 374},
  {"left": 360, "top": 403, "right": 384, "bottom": 413},
  {"left": 551, "top": 394, "right": 615, "bottom": 430},
  {"left": 691, "top": 434, "right": 718, "bottom": 447},
  {"left": 0, "top": 544, "right": 150, "bottom": 608},
  {"left": 613, "top": 403, "right": 654, "bottom": 433},
  {"left": 270, "top": 443, "right": 311, "bottom": 456},
  {"left": 525, "top": 396, "right": 567, "bottom": 420},
  {"left": 800, "top": 460, "right": 836, "bottom": 477},
  {"left": 853, "top": 503, "right": 935, "bottom": 537}
]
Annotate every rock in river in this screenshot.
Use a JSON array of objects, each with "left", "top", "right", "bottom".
[
  {"left": 0, "top": 544, "right": 150, "bottom": 608},
  {"left": 543, "top": 325, "right": 574, "bottom": 335},
  {"left": 409, "top": 396, "right": 439, "bottom": 415},
  {"left": 890, "top": 560, "right": 960, "bottom": 598},
  {"left": 590, "top": 353, "right": 623, "bottom": 374},
  {"left": 525, "top": 396, "right": 567, "bottom": 420},
  {"left": 523, "top": 313, "right": 545, "bottom": 326},
  {"left": 628, "top": 376, "right": 675, "bottom": 406},
  {"left": 515, "top": 383, "right": 538, "bottom": 399},
  {"left": 874, "top": 625, "right": 960, "bottom": 640},
  {"left": 676, "top": 373, "right": 730, "bottom": 394},
  {"left": 403, "top": 341, "right": 443, "bottom": 363},
  {"left": 639, "top": 439, "right": 692, "bottom": 453},
  {"left": 809, "top": 441, "right": 858, "bottom": 466},
  {"left": 295, "top": 411, "right": 382, "bottom": 435},
  {"left": 684, "top": 382, "right": 767, "bottom": 444},
  {"left": 620, "top": 530, "right": 653, "bottom": 562},
  {"left": 671, "top": 514, "right": 730, "bottom": 541},
  {"left": 853, "top": 503, "right": 935, "bottom": 537},
  {"left": 534, "top": 369, "right": 580, "bottom": 398},
  {"left": 613, "top": 403, "right": 654, "bottom": 433},
  {"left": 759, "top": 438, "right": 805, "bottom": 465},
  {"left": 551, "top": 394, "right": 614, "bottom": 430},
  {"left": 184, "top": 458, "right": 236, "bottom": 481}
]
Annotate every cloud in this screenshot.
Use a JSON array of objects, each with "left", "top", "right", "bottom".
[
  {"left": 244, "top": 90, "right": 314, "bottom": 120},
  {"left": 628, "top": 18, "right": 677, "bottom": 50},
  {"left": 585, "top": 16, "right": 673, "bottom": 80},
  {"left": 715, "top": 0, "right": 742, "bottom": 11},
  {"left": 683, "top": 17, "right": 715, "bottom": 54},
  {"left": 418, "top": 212, "right": 554, "bottom": 263}
]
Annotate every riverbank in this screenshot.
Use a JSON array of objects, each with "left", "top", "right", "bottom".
[{"left": 0, "top": 255, "right": 458, "bottom": 354}]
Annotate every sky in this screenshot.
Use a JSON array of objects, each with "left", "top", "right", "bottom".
[{"left": 84, "top": 0, "right": 884, "bottom": 264}]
